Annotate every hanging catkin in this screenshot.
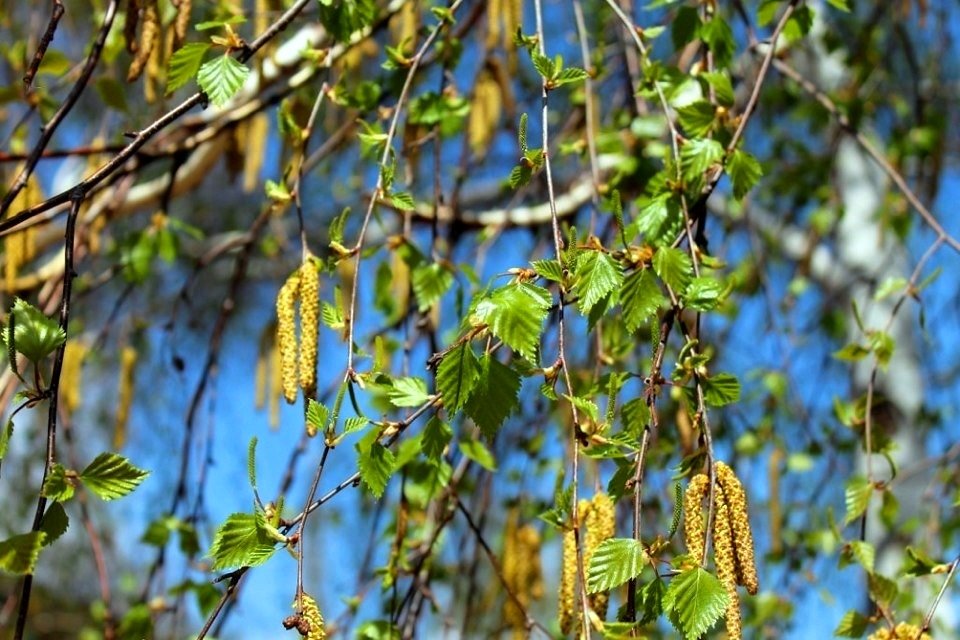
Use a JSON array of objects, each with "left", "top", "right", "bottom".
[
  {"left": 114, "top": 346, "right": 138, "bottom": 450},
  {"left": 298, "top": 258, "right": 320, "bottom": 400},
  {"left": 683, "top": 473, "right": 710, "bottom": 564},
  {"left": 292, "top": 592, "right": 325, "bottom": 640},
  {"left": 715, "top": 461, "right": 759, "bottom": 594},
  {"left": 713, "top": 485, "right": 742, "bottom": 640},
  {"left": 584, "top": 492, "right": 616, "bottom": 620},
  {"left": 276, "top": 271, "right": 301, "bottom": 403}
]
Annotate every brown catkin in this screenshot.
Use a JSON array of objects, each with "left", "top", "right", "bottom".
[
  {"left": 295, "top": 593, "right": 325, "bottom": 640},
  {"left": 558, "top": 526, "right": 578, "bottom": 635},
  {"left": 584, "top": 492, "right": 616, "bottom": 620},
  {"left": 298, "top": 259, "right": 320, "bottom": 399},
  {"left": 276, "top": 271, "right": 301, "bottom": 404},
  {"left": 173, "top": 0, "right": 191, "bottom": 48},
  {"left": 716, "top": 461, "right": 759, "bottom": 595},
  {"left": 127, "top": 0, "right": 158, "bottom": 82},
  {"left": 683, "top": 473, "right": 710, "bottom": 565},
  {"left": 713, "top": 485, "right": 742, "bottom": 640}
]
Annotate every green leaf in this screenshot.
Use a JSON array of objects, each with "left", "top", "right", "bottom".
[
  {"left": 552, "top": 66, "right": 589, "bottom": 87},
  {"left": 699, "top": 16, "right": 735, "bottom": 67},
  {"left": 833, "top": 610, "right": 869, "bottom": 637},
  {"left": 472, "top": 283, "right": 551, "bottom": 362},
  {"left": 867, "top": 572, "right": 898, "bottom": 606},
  {"left": 621, "top": 269, "right": 666, "bottom": 333},
  {"left": 80, "top": 453, "right": 149, "bottom": 501},
  {"left": 833, "top": 342, "right": 870, "bottom": 362},
  {"left": 663, "top": 567, "right": 729, "bottom": 640},
  {"left": 638, "top": 577, "right": 667, "bottom": 624},
  {"left": 826, "top": 0, "right": 851, "bottom": 10},
  {"left": 356, "top": 429, "right": 396, "bottom": 498},
  {"left": 677, "top": 100, "right": 718, "bottom": 137},
  {"left": 197, "top": 55, "right": 249, "bottom": 107},
  {"left": 575, "top": 251, "right": 623, "bottom": 314},
  {"left": 701, "top": 372, "right": 740, "bottom": 407},
  {"left": 699, "top": 72, "right": 735, "bottom": 107},
  {"left": 41, "top": 464, "right": 75, "bottom": 502},
  {"left": 207, "top": 512, "right": 279, "bottom": 571},
  {"left": 847, "top": 540, "right": 875, "bottom": 573},
  {"left": 653, "top": 247, "right": 693, "bottom": 292},
  {"left": 635, "top": 193, "right": 680, "bottom": 243},
  {"left": 412, "top": 262, "right": 454, "bottom": 312},
  {"left": 531, "top": 52, "right": 555, "bottom": 79},
  {"left": 436, "top": 342, "right": 480, "bottom": 415},
  {"left": 683, "top": 276, "right": 725, "bottom": 311},
  {"left": 726, "top": 149, "right": 763, "bottom": 200},
  {"left": 621, "top": 397, "right": 651, "bottom": 438},
  {"left": 0, "top": 532, "right": 46, "bottom": 575},
  {"left": 0, "top": 418, "right": 12, "bottom": 462},
  {"left": 318, "top": 0, "right": 376, "bottom": 41},
  {"left": 874, "top": 276, "right": 908, "bottom": 301},
  {"left": 38, "top": 502, "right": 69, "bottom": 546},
  {"left": 464, "top": 355, "right": 521, "bottom": 437},
  {"left": 390, "top": 191, "right": 416, "bottom": 211},
  {"left": 844, "top": 477, "right": 872, "bottom": 525},
  {"left": 166, "top": 42, "right": 210, "bottom": 94},
  {"left": 459, "top": 439, "right": 497, "bottom": 471},
  {"left": 422, "top": 417, "right": 452, "bottom": 462},
  {"left": 586, "top": 538, "right": 647, "bottom": 593},
  {"left": 531, "top": 259, "right": 563, "bottom": 283},
  {"left": 2, "top": 298, "right": 66, "bottom": 363},
  {"left": 680, "top": 138, "right": 724, "bottom": 183},
  {"left": 306, "top": 399, "right": 329, "bottom": 437},
  {"left": 387, "top": 376, "right": 432, "bottom": 408}
]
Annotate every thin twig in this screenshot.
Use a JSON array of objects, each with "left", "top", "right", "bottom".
[{"left": 22, "top": 0, "right": 66, "bottom": 92}]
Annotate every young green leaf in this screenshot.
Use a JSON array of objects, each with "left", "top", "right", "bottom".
[
  {"left": 390, "top": 191, "right": 416, "bottom": 211},
  {"left": 636, "top": 193, "right": 680, "bottom": 243},
  {"left": 472, "top": 283, "right": 551, "bottom": 362},
  {"left": 458, "top": 438, "right": 497, "bottom": 471},
  {"left": 653, "top": 247, "right": 693, "bottom": 292},
  {"left": 680, "top": 138, "right": 725, "bottom": 183},
  {"left": 586, "top": 538, "right": 647, "bottom": 593},
  {"left": 700, "top": 372, "right": 741, "bottom": 407},
  {"left": 436, "top": 341, "right": 480, "bottom": 415},
  {"left": 166, "top": 42, "right": 210, "bottom": 94},
  {"left": 39, "top": 502, "right": 69, "bottom": 546},
  {"left": 80, "top": 453, "right": 149, "bottom": 501},
  {"left": 726, "top": 149, "right": 763, "bottom": 200},
  {"left": 207, "top": 512, "right": 279, "bottom": 571},
  {"left": 386, "top": 376, "right": 432, "bottom": 408},
  {"left": 833, "top": 610, "right": 869, "bottom": 638},
  {"left": 663, "top": 567, "right": 729, "bottom": 640},
  {"left": 41, "top": 464, "right": 75, "bottom": 502},
  {"left": 531, "top": 259, "right": 563, "bottom": 283},
  {"left": 0, "top": 419, "right": 12, "bottom": 462},
  {"left": 683, "top": 276, "right": 725, "bottom": 311},
  {"left": 356, "top": 429, "right": 397, "bottom": 498},
  {"left": 464, "top": 355, "right": 521, "bottom": 437},
  {"left": 677, "top": 100, "right": 718, "bottom": 137},
  {"left": 422, "top": 417, "right": 452, "bottom": 462},
  {"left": 197, "top": 55, "right": 249, "bottom": 107},
  {"left": 638, "top": 577, "right": 667, "bottom": 624},
  {"left": 412, "top": 262, "right": 454, "bottom": 312},
  {"left": 0, "top": 532, "right": 46, "bottom": 575},
  {"left": 844, "top": 477, "right": 873, "bottom": 525},
  {"left": 2, "top": 298, "right": 66, "bottom": 363},
  {"left": 574, "top": 251, "right": 623, "bottom": 314},
  {"left": 621, "top": 269, "right": 666, "bottom": 333}
]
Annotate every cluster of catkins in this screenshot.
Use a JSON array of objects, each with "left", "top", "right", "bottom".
[
  {"left": 558, "top": 492, "right": 616, "bottom": 635},
  {"left": 867, "top": 622, "right": 931, "bottom": 640},
  {"left": 684, "top": 461, "right": 759, "bottom": 640},
  {"left": 502, "top": 510, "right": 545, "bottom": 638},
  {"left": 283, "top": 592, "right": 325, "bottom": 640},
  {"left": 276, "top": 258, "right": 320, "bottom": 413}
]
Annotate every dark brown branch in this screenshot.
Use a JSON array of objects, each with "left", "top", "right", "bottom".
[
  {"left": 22, "top": 0, "right": 66, "bottom": 92},
  {"left": 1, "top": 0, "right": 119, "bottom": 218}
]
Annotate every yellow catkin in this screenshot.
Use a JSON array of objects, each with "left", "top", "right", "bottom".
[
  {"left": 276, "top": 271, "right": 301, "bottom": 404},
  {"left": 502, "top": 0, "right": 521, "bottom": 70},
  {"left": 502, "top": 511, "right": 544, "bottom": 636},
  {"left": 683, "top": 473, "right": 710, "bottom": 565},
  {"left": 269, "top": 337, "right": 282, "bottom": 429},
  {"left": 298, "top": 259, "right": 320, "bottom": 400},
  {"left": 127, "top": 0, "right": 158, "bottom": 82},
  {"left": 584, "top": 492, "right": 616, "bottom": 620},
  {"left": 114, "top": 346, "right": 138, "bottom": 450},
  {"left": 867, "top": 622, "right": 931, "bottom": 640},
  {"left": 4, "top": 171, "right": 41, "bottom": 291},
  {"left": 294, "top": 593, "right": 326, "bottom": 640},
  {"left": 558, "top": 526, "right": 578, "bottom": 636},
  {"left": 713, "top": 485, "right": 741, "bottom": 640},
  {"left": 243, "top": 113, "right": 269, "bottom": 192},
  {"left": 468, "top": 65, "right": 502, "bottom": 157},
  {"left": 60, "top": 340, "right": 87, "bottom": 415},
  {"left": 716, "top": 461, "right": 759, "bottom": 595},
  {"left": 390, "top": 0, "right": 418, "bottom": 49},
  {"left": 255, "top": 324, "right": 272, "bottom": 411},
  {"left": 485, "top": 0, "right": 502, "bottom": 50}
]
